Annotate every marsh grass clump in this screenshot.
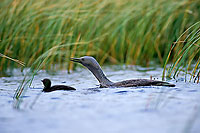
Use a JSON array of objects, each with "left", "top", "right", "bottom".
[
  {"left": 0, "top": 0, "right": 200, "bottom": 73},
  {"left": 163, "top": 21, "right": 200, "bottom": 82}
]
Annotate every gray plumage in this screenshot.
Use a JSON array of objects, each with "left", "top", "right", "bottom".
[{"left": 70, "top": 56, "right": 175, "bottom": 88}]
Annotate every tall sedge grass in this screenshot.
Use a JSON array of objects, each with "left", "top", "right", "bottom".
[
  {"left": 163, "top": 21, "right": 200, "bottom": 82},
  {"left": 0, "top": 0, "right": 200, "bottom": 74}
]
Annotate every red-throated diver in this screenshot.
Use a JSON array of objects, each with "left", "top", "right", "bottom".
[
  {"left": 70, "top": 56, "right": 175, "bottom": 88},
  {"left": 41, "top": 79, "right": 76, "bottom": 92}
]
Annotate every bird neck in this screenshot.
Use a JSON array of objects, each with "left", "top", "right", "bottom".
[{"left": 86, "top": 64, "right": 113, "bottom": 86}]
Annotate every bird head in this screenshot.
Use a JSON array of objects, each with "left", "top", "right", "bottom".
[
  {"left": 41, "top": 78, "right": 51, "bottom": 88},
  {"left": 70, "top": 56, "right": 99, "bottom": 69}
]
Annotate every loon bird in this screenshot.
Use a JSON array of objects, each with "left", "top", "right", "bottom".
[
  {"left": 41, "top": 78, "right": 76, "bottom": 92},
  {"left": 70, "top": 56, "right": 175, "bottom": 88}
]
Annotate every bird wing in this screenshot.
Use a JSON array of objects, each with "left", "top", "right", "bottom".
[
  {"left": 112, "top": 79, "right": 175, "bottom": 87},
  {"left": 51, "top": 85, "right": 76, "bottom": 90},
  {"left": 43, "top": 85, "right": 76, "bottom": 92}
]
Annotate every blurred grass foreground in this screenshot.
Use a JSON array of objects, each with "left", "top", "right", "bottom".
[{"left": 0, "top": 0, "right": 200, "bottom": 73}]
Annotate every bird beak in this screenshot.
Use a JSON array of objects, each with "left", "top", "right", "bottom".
[{"left": 70, "top": 57, "right": 81, "bottom": 63}]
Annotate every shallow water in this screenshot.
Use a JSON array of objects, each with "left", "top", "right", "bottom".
[{"left": 0, "top": 66, "right": 200, "bottom": 133}]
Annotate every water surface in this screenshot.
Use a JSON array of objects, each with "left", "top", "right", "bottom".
[{"left": 0, "top": 66, "right": 200, "bottom": 133}]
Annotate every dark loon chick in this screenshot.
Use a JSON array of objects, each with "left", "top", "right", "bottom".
[
  {"left": 41, "top": 78, "right": 76, "bottom": 92},
  {"left": 70, "top": 56, "right": 175, "bottom": 88}
]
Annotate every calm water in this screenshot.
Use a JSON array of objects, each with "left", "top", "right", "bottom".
[{"left": 0, "top": 66, "right": 200, "bottom": 133}]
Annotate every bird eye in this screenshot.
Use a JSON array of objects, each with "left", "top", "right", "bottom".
[{"left": 82, "top": 58, "right": 85, "bottom": 61}]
